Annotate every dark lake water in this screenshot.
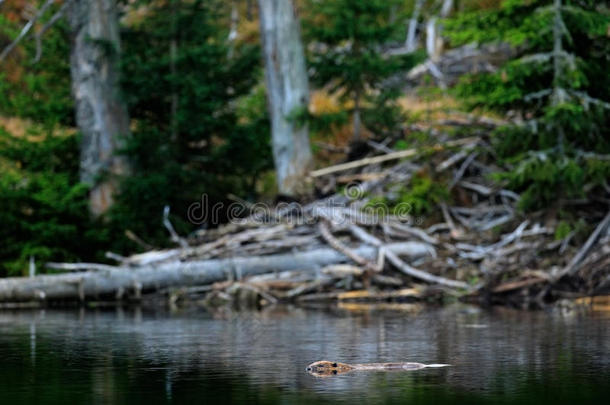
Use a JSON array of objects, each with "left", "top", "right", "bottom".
[{"left": 0, "top": 304, "right": 609, "bottom": 404}]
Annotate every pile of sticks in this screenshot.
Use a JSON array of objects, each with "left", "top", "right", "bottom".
[{"left": 1, "top": 116, "right": 608, "bottom": 309}]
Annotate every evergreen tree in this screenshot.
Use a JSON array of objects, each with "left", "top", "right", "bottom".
[
  {"left": 0, "top": 128, "right": 109, "bottom": 276},
  {"left": 0, "top": 1, "right": 73, "bottom": 128},
  {"left": 113, "top": 0, "right": 271, "bottom": 244},
  {"left": 303, "top": 0, "right": 419, "bottom": 141},
  {"left": 0, "top": 0, "right": 271, "bottom": 270},
  {"left": 446, "top": 0, "right": 610, "bottom": 209}
]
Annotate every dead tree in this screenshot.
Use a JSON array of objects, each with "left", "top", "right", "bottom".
[
  {"left": 405, "top": 0, "right": 425, "bottom": 52},
  {"left": 258, "top": 0, "right": 313, "bottom": 196},
  {"left": 67, "top": 0, "right": 131, "bottom": 215}
]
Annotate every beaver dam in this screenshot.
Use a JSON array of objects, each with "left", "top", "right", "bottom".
[{"left": 1, "top": 116, "right": 608, "bottom": 310}]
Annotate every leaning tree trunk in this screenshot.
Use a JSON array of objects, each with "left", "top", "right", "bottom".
[
  {"left": 67, "top": 0, "right": 130, "bottom": 216},
  {"left": 258, "top": 0, "right": 313, "bottom": 196}
]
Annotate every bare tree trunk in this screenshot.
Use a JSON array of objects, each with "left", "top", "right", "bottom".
[
  {"left": 67, "top": 0, "right": 130, "bottom": 216},
  {"left": 405, "top": 0, "right": 425, "bottom": 52},
  {"left": 426, "top": 17, "right": 437, "bottom": 57},
  {"left": 228, "top": 0, "right": 239, "bottom": 58},
  {"left": 440, "top": 0, "right": 453, "bottom": 17},
  {"left": 170, "top": 0, "right": 179, "bottom": 140},
  {"left": 551, "top": 0, "right": 566, "bottom": 155},
  {"left": 353, "top": 92, "right": 361, "bottom": 141},
  {"left": 258, "top": 0, "right": 313, "bottom": 196},
  {"left": 426, "top": 0, "right": 453, "bottom": 59}
]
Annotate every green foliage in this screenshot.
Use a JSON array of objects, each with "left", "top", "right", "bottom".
[
  {"left": 0, "top": 129, "right": 106, "bottom": 276},
  {"left": 367, "top": 173, "right": 450, "bottom": 216},
  {"left": 361, "top": 88, "right": 409, "bottom": 137},
  {"left": 287, "top": 105, "right": 349, "bottom": 136},
  {"left": 494, "top": 149, "right": 610, "bottom": 210},
  {"left": 0, "top": 0, "right": 271, "bottom": 271},
  {"left": 447, "top": 0, "right": 610, "bottom": 209},
  {"left": 0, "top": 14, "right": 73, "bottom": 128},
  {"left": 111, "top": 0, "right": 271, "bottom": 245},
  {"left": 396, "top": 173, "right": 450, "bottom": 215},
  {"left": 554, "top": 220, "right": 571, "bottom": 240},
  {"left": 303, "top": 0, "right": 422, "bottom": 138}
]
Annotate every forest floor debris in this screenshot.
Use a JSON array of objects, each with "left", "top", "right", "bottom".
[{"left": 1, "top": 115, "right": 608, "bottom": 310}]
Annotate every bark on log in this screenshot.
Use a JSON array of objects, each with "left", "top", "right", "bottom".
[
  {"left": 0, "top": 243, "right": 429, "bottom": 303},
  {"left": 258, "top": 0, "right": 313, "bottom": 196},
  {"left": 67, "top": 0, "right": 130, "bottom": 215}
]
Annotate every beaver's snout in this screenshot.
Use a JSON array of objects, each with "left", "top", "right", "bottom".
[{"left": 306, "top": 360, "right": 347, "bottom": 376}]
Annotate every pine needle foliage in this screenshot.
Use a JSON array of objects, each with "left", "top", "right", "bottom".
[
  {"left": 446, "top": 0, "right": 610, "bottom": 209},
  {"left": 302, "top": 0, "right": 422, "bottom": 140},
  {"left": 111, "top": 0, "right": 272, "bottom": 244},
  {"left": 0, "top": 129, "right": 107, "bottom": 276}
]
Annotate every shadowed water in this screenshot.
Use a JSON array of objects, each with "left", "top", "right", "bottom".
[{"left": 0, "top": 304, "right": 608, "bottom": 404}]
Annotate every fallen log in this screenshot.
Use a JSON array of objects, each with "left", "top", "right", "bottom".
[
  {"left": 0, "top": 242, "right": 429, "bottom": 303},
  {"left": 309, "top": 137, "right": 479, "bottom": 177}
]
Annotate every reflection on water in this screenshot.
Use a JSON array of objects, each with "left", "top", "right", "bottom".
[{"left": 0, "top": 305, "right": 609, "bottom": 404}]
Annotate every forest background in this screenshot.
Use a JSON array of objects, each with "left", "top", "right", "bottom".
[{"left": 0, "top": 0, "right": 608, "bottom": 277}]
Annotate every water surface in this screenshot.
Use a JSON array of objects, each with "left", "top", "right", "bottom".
[{"left": 0, "top": 304, "right": 608, "bottom": 404}]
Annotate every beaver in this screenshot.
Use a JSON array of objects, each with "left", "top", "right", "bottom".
[{"left": 306, "top": 360, "right": 450, "bottom": 377}]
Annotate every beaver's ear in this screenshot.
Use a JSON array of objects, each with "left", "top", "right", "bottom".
[{"left": 332, "top": 362, "right": 337, "bottom": 367}]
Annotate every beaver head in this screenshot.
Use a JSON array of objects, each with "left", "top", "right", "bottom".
[{"left": 306, "top": 361, "right": 353, "bottom": 377}]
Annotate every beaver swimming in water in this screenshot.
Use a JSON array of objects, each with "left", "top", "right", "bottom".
[{"left": 306, "top": 360, "right": 450, "bottom": 377}]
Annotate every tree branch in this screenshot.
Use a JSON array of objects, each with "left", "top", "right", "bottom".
[
  {"left": 0, "top": 0, "right": 56, "bottom": 63},
  {"left": 33, "top": 0, "right": 71, "bottom": 63},
  {"left": 348, "top": 224, "right": 468, "bottom": 290},
  {"left": 163, "top": 205, "right": 189, "bottom": 248},
  {"left": 569, "top": 90, "right": 610, "bottom": 110}
]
